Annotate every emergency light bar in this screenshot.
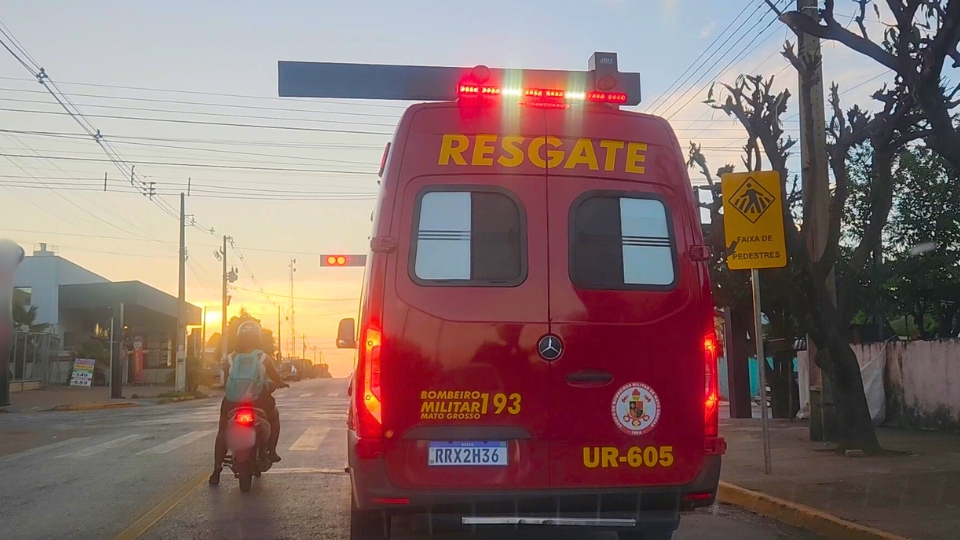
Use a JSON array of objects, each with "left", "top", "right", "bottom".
[{"left": 278, "top": 52, "right": 641, "bottom": 106}]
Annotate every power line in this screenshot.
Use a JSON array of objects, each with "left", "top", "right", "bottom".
[
  {"left": 0, "top": 143, "right": 378, "bottom": 170},
  {"left": 0, "top": 131, "right": 174, "bottom": 241},
  {"left": 663, "top": 0, "right": 789, "bottom": 121},
  {"left": 0, "top": 75, "right": 411, "bottom": 110},
  {"left": 0, "top": 182, "right": 378, "bottom": 201},
  {"left": 0, "top": 128, "right": 384, "bottom": 150},
  {"left": 651, "top": 1, "right": 768, "bottom": 116},
  {"left": 0, "top": 85, "right": 405, "bottom": 119},
  {"left": 0, "top": 152, "right": 378, "bottom": 175},
  {"left": 645, "top": 0, "right": 756, "bottom": 113},
  {"left": 0, "top": 106, "right": 394, "bottom": 136},
  {"left": 232, "top": 285, "right": 359, "bottom": 303},
  {"left": 0, "top": 25, "right": 185, "bottom": 221},
  {"left": 0, "top": 94, "right": 400, "bottom": 128}
]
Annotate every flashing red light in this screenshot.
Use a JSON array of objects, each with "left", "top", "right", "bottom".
[
  {"left": 524, "top": 88, "right": 565, "bottom": 99},
  {"left": 458, "top": 84, "right": 500, "bottom": 96},
  {"left": 235, "top": 409, "right": 255, "bottom": 427},
  {"left": 586, "top": 91, "right": 628, "bottom": 104},
  {"left": 457, "top": 82, "right": 626, "bottom": 106}
]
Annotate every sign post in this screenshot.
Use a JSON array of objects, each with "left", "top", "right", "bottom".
[{"left": 721, "top": 171, "right": 787, "bottom": 475}]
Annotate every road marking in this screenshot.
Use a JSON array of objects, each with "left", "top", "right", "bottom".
[
  {"left": 289, "top": 427, "right": 331, "bottom": 451},
  {"left": 2, "top": 437, "right": 92, "bottom": 463},
  {"left": 137, "top": 430, "right": 215, "bottom": 455},
  {"left": 112, "top": 471, "right": 207, "bottom": 540},
  {"left": 56, "top": 434, "right": 143, "bottom": 458},
  {"left": 267, "top": 467, "right": 347, "bottom": 475},
  {"left": 327, "top": 392, "right": 340, "bottom": 397},
  {"left": 299, "top": 392, "right": 313, "bottom": 398}
]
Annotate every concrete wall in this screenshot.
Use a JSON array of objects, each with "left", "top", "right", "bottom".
[
  {"left": 853, "top": 340, "right": 960, "bottom": 432},
  {"left": 13, "top": 245, "right": 108, "bottom": 337}
]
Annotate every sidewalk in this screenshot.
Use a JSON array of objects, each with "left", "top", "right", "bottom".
[
  {"left": 720, "top": 416, "right": 960, "bottom": 540},
  {"left": 2, "top": 385, "right": 220, "bottom": 413}
]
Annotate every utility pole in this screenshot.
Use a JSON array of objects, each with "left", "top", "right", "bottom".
[
  {"left": 797, "top": 0, "right": 835, "bottom": 441},
  {"left": 175, "top": 193, "right": 187, "bottom": 392},
  {"left": 302, "top": 334, "right": 306, "bottom": 360},
  {"left": 277, "top": 306, "right": 282, "bottom": 361},
  {"left": 221, "top": 235, "right": 228, "bottom": 365},
  {"left": 289, "top": 259, "right": 296, "bottom": 355},
  {"left": 201, "top": 305, "right": 207, "bottom": 363}
]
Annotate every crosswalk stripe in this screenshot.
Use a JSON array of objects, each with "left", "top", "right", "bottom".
[
  {"left": 327, "top": 392, "right": 340, "bottom": 397},
  {"left": 289, "top": 428, "right": 331, "bottom": 451},
  {"left": 2, "top": 437, "right": 92, "bottom": 463},
  {"left": 56, "top": 434, "right": 143, "bottom": 458},
  {"left": 299, "top": 393, "right": 313, "bottom": 398},
  {"left": 137, "top": 430, "right": 215, "bottom": 455}
]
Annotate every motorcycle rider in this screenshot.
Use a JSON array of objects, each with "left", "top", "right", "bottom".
[{"left": 209, "top": 320, "right": 287, "bottom": 486}]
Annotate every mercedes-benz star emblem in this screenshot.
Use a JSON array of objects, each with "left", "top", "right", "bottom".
[{"left": 537, "top": 335, "right": 563, "bottom": 361}]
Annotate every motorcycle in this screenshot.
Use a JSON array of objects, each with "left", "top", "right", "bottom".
[{"left": 222, "top": 382, "right": 285, "bottom": 492}]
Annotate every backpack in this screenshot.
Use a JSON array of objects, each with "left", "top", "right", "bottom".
[{"left": 225, "top": 350, "right": 266, "bottom": 402}]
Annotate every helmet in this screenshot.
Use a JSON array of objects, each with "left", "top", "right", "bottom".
[{"left": 237, "top": 320, "right": 261, "bottom": 338}]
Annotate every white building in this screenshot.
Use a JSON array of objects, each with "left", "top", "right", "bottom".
[{"left": 13, "top": 243, "right": 109, "bottom": 337}]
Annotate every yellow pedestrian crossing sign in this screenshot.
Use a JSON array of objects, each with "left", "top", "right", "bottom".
[{"left": 721, "top": 171, "right": 787, "bottom": 270}]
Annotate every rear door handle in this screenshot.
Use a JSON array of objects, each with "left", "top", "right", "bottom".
[{"left": 565, "top": 369, "right": 614, "bottom": 387}]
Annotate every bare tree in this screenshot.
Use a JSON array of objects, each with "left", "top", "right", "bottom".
[
  {"left": 696, "top": 67, "right": 924, "bottom": 452},
  {"left": 780, "top": 1, "right": 960, "bottom": 172}
]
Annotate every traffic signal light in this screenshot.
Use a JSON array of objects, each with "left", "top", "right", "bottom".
[{"left": 320, "top": 254, "right": 367, "bottom": 267}]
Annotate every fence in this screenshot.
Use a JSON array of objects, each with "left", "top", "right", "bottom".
[{"left": 9, "top": 331, "right": 64, "bottom": 387}]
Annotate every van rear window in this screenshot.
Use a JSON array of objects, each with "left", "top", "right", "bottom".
[
  {"left": 570, "top": 194, "right": 676, "bottom": 290},
  {"left": 410, "top": 187, "right": 525, "bottom": 286}
]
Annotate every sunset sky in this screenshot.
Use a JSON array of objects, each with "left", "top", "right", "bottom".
[{"left": 0, "top": 1, "right": 893, "bottom": 376}]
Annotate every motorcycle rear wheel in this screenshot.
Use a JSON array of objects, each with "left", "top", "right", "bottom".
[{"left": 237, "top": 459, "right": 253, "bottom": 492}]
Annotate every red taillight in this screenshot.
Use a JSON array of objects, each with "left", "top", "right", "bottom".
[
  {"left": 356, "top": 326, "right": 383, "bottom": 443},
  {"left": 704, "top": 333, "right": 720, "bottom": 438},
  {"left": 235, "top": 409, "right": 255, "bottom": 427}
]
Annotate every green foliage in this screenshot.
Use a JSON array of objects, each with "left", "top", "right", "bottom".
[
  {"left": 11, "top": 302, "right": 50, "bottom": 333},
  {"left": 224, "top": 309, "right": 277, "bottom": 355},
  {"left": 76, "top": 341, "right": 109, "bottom": 368},
  {"left": 842, "top": 145, "right": 960, "bottom": 339}
]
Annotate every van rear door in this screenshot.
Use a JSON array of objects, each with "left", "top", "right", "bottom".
[
  {"left": 380, "top": 105, "right": 553, "bottom": 490},
  {"left": 544, "top": 111, "right": 707, "bottom": 488}
]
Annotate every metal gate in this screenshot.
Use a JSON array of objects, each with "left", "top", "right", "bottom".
[{"left": 10, "top": 331, "right": 63, "bottom": 387}]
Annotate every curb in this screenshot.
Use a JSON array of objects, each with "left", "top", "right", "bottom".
[
  {"left": 49, "top": 402, "right": 140, "bottom": 412},
  {"left": 156, "top": 395, "right": 209, "bottom": 405},
  {"left": 718, "top": 481, "right": 912, "bottom": 540}
]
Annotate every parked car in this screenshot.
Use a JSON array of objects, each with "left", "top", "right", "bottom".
[{"left": 278, "top": 361, "right": 301, "bottom": 382}]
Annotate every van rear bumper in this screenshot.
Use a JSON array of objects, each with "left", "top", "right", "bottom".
[{"left": 348, "top": 433, "right": 721, "bottom": 523}]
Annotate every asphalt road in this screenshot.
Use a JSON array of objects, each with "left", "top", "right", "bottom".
[{"left": 1, "top": 378, "right": 825, "bottom": 540}]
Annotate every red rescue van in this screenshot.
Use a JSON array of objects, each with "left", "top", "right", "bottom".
[{"left": 327, "top": 53, "right": 725, "bottom": 540}]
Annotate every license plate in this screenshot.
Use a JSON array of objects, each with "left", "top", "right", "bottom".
[{"left": 428, "top": 441, "right": 508, "bottom": 467}]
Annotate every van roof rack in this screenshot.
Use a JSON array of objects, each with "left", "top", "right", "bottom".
[{"left": 278, "top": 52, "right": 641, "bottom": 106}]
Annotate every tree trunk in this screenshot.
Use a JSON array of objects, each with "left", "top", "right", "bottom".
[
  {"left": 782, "top": 227, "right": 882, "bottom": 453},
  {"left": 822, "top": 342, "right": 880, "bottom": 454}
]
